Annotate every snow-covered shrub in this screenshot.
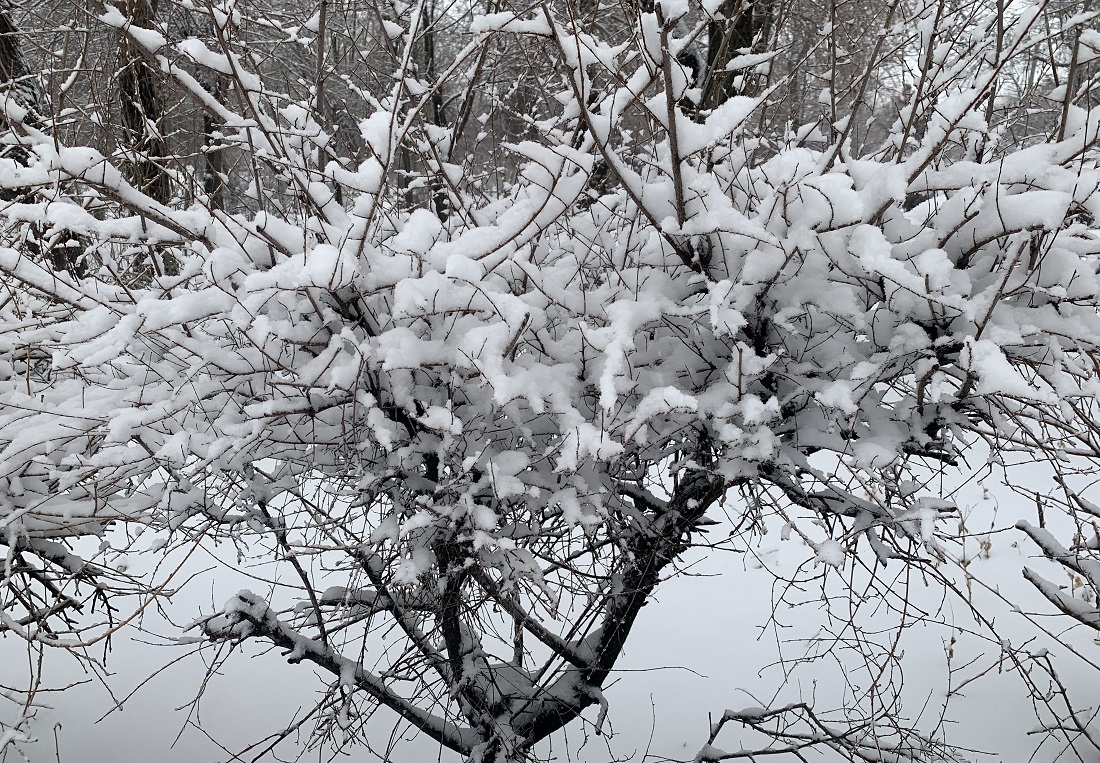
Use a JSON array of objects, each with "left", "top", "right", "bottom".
[{"left": 1, "top": 0, "right": 1099, "bottom": 760}]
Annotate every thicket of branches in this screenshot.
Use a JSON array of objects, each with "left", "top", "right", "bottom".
[{"left": 1, "top": 0, "right": 1100, "bottom": 760}]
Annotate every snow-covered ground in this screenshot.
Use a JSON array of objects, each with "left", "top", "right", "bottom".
[{"left": 5, "top": 469, "right": 1098, "bottom": 763}]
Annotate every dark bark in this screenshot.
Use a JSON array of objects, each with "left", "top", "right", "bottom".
[
  {"left": 0, "top": 0, "right": 37, "bottom": 169},
  {"left": 201, "top": 71, "right": 227, "bottom": 211},
  {"left": 424, "top": 0, "right": 449, "bottom": 221},
  {"left": 117, "top": 0, "right": 178, "bottom": 277},
  {"left": 514, "top": 469, "right": 727, "bottom": 752},
  {"left": 118, "top": 0, "right": 171, "bottom": 207},
  {"left": 0, "top": 2, "right": 85, "bottom": 276},
  {"left": 701, "top": 0, "right": 769, "bottom": 110}
]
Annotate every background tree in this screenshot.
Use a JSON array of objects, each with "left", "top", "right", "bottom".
[
  {"left": 116, "top": 0, "right": 170, "bottom": 201},
  {"left": 1, "top": 0, "right": 1100, "bottom": 761}
]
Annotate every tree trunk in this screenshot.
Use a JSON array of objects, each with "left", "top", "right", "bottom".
[
  {"left": 0, "top": 0, "right": 38, "bottom": 170},
  {"left": 702, "top": 0, "right": 769, "bottom": 109},
  {"left": 117, "top": 0, "right": 177, "bottom": 275},
  {"left": 201, "top": 71, "right": 227, "bottom": 212},
  {"left": 118, "top": 0, "right": 170, "bottom": 203},
  {"left": 0, "top": 1, "right": 85, "bottom": 275}
]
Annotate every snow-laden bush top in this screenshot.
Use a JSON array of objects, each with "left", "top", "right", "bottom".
[{"left": 1, "top": 0, "right": 1099, "bottom": 760}]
